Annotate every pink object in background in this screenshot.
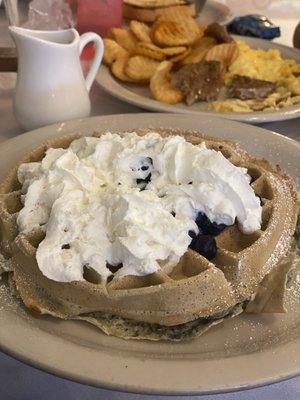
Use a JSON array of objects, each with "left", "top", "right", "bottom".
[{"left": 76, "top": 0, "right": 123, "bottom": 37}]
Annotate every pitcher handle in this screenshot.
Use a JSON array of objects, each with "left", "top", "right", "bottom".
[{"left": 79, "top": 32, "right": 104, "bottom": 92}]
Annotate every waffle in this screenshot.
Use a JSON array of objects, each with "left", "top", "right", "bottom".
[{"left": 0, "top": 129, "right": 298, "bottom": 340}]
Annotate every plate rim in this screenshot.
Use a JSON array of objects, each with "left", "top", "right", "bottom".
[
  {"left": 0, "top": 340, "right": 299, "bottom": 396},
  {"left": 96, "top": 36, "right": 300, "bottom": 123},
  {"left": 0, "top": 113, "right": 299, "bottom": 395}
]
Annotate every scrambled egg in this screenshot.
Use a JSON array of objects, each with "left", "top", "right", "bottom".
[{"left": 211, "top": 40, "right": 300, "bottom": 113}]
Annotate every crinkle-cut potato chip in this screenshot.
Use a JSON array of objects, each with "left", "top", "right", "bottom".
[
  {"left": 160, "top": 46, "right": 187, "bottom": 56},
  {"left": 150, "top": 60, "right": 183, "bottom": 104},
  {"left": 130, "top": 20, "right": 151, "bottom": 43},
  {"left": 107, "top": 27, "right": 137, "bottom": 54},
  {"left": 168, "top": 48, "right": 191, "bottom": 63},
  {"left": 157, "top": 5, "right": 195, "bottom": 22},
  {"left": 179, "top": 36, "right": 216, "bottom": 65},
  {"left": 134, "top": 42, "right": 185, "bottom": 59},
  {"left": 111, "top": 55, "right": 135, "bottom": 82},
  {"left": 205, "top": 42, "right": 239, "bottom": 69},
  {"left": 125, "top": 55, "right": 160, "bottom": 82},
  {"left": 151, "top": 19, "right": 200, "bottom": 47},
  {"left": 135, "top": 42, "right": 166, "bottom": 60},
  {"left": 103, "top": 39, "right": 127, "bottom": 66}
]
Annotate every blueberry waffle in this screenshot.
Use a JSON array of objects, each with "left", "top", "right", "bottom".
[{"left": 0, "top": 130, "right": 298, "bottom": 340}]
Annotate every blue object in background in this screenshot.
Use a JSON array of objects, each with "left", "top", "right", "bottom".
[{"left": 227, "top": 15, "right": 281, "bottom": 40}]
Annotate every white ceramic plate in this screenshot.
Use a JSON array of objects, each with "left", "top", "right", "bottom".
[
  {"left": 0, "top": 114, "right": 299, "bottom": 395},
  {"left": 97, "top": 37, "right": 300, "bottom": 123}
]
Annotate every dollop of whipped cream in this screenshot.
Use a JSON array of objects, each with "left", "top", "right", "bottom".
[{"left": 17, "top": 132, "right": 262, "bottom": 282}]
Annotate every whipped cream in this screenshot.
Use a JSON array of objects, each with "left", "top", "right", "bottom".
[{"left": 17, "top": 132, "right": 262, "bottom": 282}]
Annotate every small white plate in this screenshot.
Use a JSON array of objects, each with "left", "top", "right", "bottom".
[
  {"left": 0, "top": 114, "right": 299, "bottom": 395},
  {"left": 97, "top": 37, "right": 300, "bottom": 123}
]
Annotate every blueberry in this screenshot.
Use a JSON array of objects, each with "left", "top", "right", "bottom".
[
  {"left": 144, "top": 173, "right": 151, "bottom": 183},
  {"left": 189, "top": 234, "right": 217, "bottom": 260},
  {"left": 136, "top": 173, "right": 151, "bottom": 185},
  {"left": 195, "top": 212, "right": 226, "bottom": 236},
  {"left": 188, "top": 230, "right": 197, "bottom": 239},
  {"left": 106, "top": 263, "right": 122, "bottom": 273},
  {"left": 137, "top": 173, "right": 152, "bottom": 190},
  {"left": 61, "top": 243, "right": 70, "bottom": 249},
  {"left": 146, "top": 157, "right": 153, "bottom": 165}
]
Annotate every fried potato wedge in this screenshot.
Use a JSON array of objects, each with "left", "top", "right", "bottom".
[
  {"left": 108, "top": 28, "right": 137, "bottom": 54},
  {"left": 150, "top": 60, "right": 183, "bottom": 103},
  {"left": 135, "top": 42, "right": 166, "bottom": 60},
  {"left": 180, "top": 36, "right": 217, "bottom": 65},
  {"left": 205, "top": 42, "right": 239, "bottom": 69},
  {"left": 125, "top": 55, "right": 160, "bottom": 82},
  {"left": 103, "top": 39, "right": 128, "bottom": 66},
  {"left": 151, "top": 19, "right": 200, "bottom": 47},
  {"left": 168, "top": 48, "right": 191, "bottom": 63},
  {"left": 134, "top": 41, "right": 186, "bottom": 60},
  {"left": 130, "top": 20, "right": 152, "bottom": 43},
  {"left": 161, "top": 46, "right": 187, "bottom": 56},
  {"left": 111, "top": 55, "right": 135, "bottom": 82}
]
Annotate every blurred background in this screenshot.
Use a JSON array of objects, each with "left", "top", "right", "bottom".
[{"left": 1, "top": 0, "right": 299, "bottom": 65}]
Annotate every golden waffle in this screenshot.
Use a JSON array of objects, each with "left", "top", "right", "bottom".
[{"left": 0, "top": 130, "right": 298, "bottom": 340}]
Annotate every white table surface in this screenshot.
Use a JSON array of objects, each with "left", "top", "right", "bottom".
[{"left": 0, "top": 2, "right": 300, "bottom": 399}]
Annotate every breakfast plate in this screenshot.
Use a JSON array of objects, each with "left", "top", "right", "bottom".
[
  {"left": 0, "top": 114, "right": 299, "bottom": 395},
  {"left": 97, "top": 37, "right": 300, "bottom": 123}
]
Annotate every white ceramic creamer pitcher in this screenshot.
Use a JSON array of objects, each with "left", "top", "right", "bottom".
[{"left": 9, "top": 27, "right": 104, "bottom": 130}]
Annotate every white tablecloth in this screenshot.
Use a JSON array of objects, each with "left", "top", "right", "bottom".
[{"left": 0, "top": 2, "right": 299, "bottom": 399}]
